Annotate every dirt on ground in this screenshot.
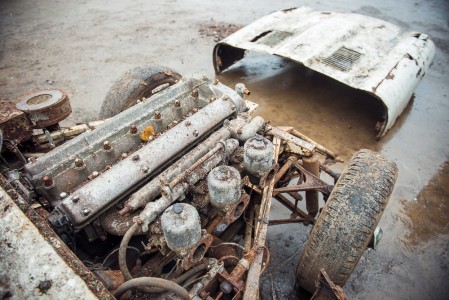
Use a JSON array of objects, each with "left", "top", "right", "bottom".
[{"left": 1, "top": 0, "right": 449, "bottom": 299}]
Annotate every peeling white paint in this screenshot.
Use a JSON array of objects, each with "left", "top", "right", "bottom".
[{"left": 214, "top": 7, "right": 435, "bottom": 137}]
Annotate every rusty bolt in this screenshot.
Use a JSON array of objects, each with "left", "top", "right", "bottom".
[
  {"left": 175, "top": 99, "right": 181, "bottom": 107},
  {"left": 82, "top": 208, "right": 90, "bottom": 216},
  {"left": 130, "top": 124, "right": 138, "bottom": 134},
  {"left": 185, "top": 121, "right": 191, "bottom": 127},
  {"left": 72, "top": 195, "right": 79, "bottom": 203},
  {"left": 103, "top": 141, "right": 111, "bottom": 151},
  {"left": 42, "top": 176, "right": 53, "bottom": 188},
  {"left": 191, "top": 89, "right": 198, "bottom": 98},
  {"left": 74, "top": 158, "right": 84, "bottom": 168},
  {"left": 132, "top": 154, "right": 140, "bottom": 161},
  {"left": 193, "top": 130, "right": 199, "bottom": 137},
  {"left": 154, "top": 111, "right": 161, "bottom": 119},
  {"left": 121, "top": 153, "right": 128, "bottom": 160}
]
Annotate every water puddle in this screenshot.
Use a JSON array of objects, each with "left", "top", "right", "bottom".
[
  {"left": 399, "top": 160, "right": 449, "bottom": 253},
  {"left": 217, "top": 53, "right": 386, "bottom": 161}
]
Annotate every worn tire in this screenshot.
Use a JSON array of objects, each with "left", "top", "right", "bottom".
[
  {"left": 99, "top": 65, "right": 182, "bottom": 118},
  {"left": 296, "top": 149, "right": 398, "bottom": 293}
]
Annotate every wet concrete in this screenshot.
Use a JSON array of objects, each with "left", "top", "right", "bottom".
[{"left": 1, "top": 0, "right": 449, "bottom": 299}]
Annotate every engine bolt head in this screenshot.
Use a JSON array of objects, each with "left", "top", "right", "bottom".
[
  {"left": 175, "top": 99, "right": 181, "bottom": 107},
  {"left": 191, "top": 90, "right": 198, "bottom": 98},
  {"left": 42, "top": 175, "right": 53, "bottom": 187},
  {"left": 72, "top": 195, "right": 80, "bottom": 203},
  {"left": 103, "top": 141, "right": 111, "bottom": 150},
  {"left": 154, "top": 111, "right": 162, "bottom": 119},
  {"left": 193, "top": 130, "right": 199, "bottom": 137},
  {"left": 173, "top": 203, "right": 183, "bottom": 214},
  {"left": 82, "top": 208, "right": 90, "bottom": 216},
  {"left": 121, "top": 153, "right": 128, "bottom": 160},
  {"left": 59, "top": 192, "right": 67, "bottom": 199},
  {"left": 74, "top": 158, "right": 84, "bottom": 168},
  {"left": 132, "top": 154, "right": 140, "bottom": 161},
  {"left": 92, "top": 171, "right": 99, "bottom": 178},
  {"left": 130, "top": 124, "right": 138, "bottom": 134}
]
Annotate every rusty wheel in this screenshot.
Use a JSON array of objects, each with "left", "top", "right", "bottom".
[
  {"left": 99, "top": 65, "right": 182, "bottom": 118},
  {"left": 296, "top": 149, "right": 397, "bottom": 293}
]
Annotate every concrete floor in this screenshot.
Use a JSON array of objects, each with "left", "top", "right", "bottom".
[{"left": 1, "top": 0, "right": 448, "bottom": 299}]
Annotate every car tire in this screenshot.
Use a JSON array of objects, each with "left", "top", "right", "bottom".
[
  {"left": 99, "top": 65, "right": 182, "bottom": 118},
  {"left": 296, "top": 149, "right": 398, "bottom": 293}
]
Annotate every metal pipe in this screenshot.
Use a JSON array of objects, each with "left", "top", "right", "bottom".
[
  {"left": 138, "top": 139, "right": 239, "bottom": 232},
  {"left": 235, "top": 116, "right": 264, "bottom": 141},
  {"left": 274, "top": 156, "right": 298, "bottom": 184},
  {"left": 244, "top": 207, "right": 255, "bottom": 252},
  {"left": 121, "top": 126, "right": 235, "bottom": 215},
  {"left": 288, "top": 128, "right": 341, "bottom": 161},
  {"left": 303, "top": 153, "right": 320, "bottom": 217}
]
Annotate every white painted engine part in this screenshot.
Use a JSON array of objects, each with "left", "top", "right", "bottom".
[
  {"left": 161, "top": 203, "right": 201, "bottom": 254},
  {"left": 243, "top": 135, "right": 274, "bottom": 176},
  {"left": 207, "top": 165, "right": 241, "bottom": 210}
]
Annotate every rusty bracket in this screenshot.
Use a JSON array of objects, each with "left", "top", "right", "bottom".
[
  {"left": 224, "top": 193, "right": 250, "bottom": 224},
  {"left": 310, "top": 269, "right": 347, "bottom": 300},
  {"left": 181, "top": 231, "right": 214, "bottom": 270},
  {"left": 273, "top": 161, "right": 332, "bottom": 196}
]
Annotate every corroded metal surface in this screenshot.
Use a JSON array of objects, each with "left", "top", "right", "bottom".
[
  {"left": 57, "top": 95, "right": 243, "bottom": 228},
  {"left": 0, "top": 101, "right": 32, "bottom": 142},
  {"left": 15, "top": 89, "right": 72, "bottom": 128}
]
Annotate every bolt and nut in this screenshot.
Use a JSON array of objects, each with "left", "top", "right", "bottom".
[
  {"left": 130, "top": 124, "right": 138, "bottom": 134},
  {"left": 42, "top": 176, "right": 53, "bottom": 187},
  {"left": 72, "top": 195, "right": 80, "bottom": 203},
  {"left": 103, "top": 141, "right": 111, "bottom": 151},
  {"left": 74, "top": 158, "right": 84, "bottom": 168}
]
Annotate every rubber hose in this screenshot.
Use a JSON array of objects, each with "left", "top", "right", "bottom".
[
  {"left": 114, "top": 277, "right": 190, "bottom": 299},
  {"left": 119, "top": 222, "right": 138, "bottom": 281},
  {"left": 172, "top": 263, "right": 208, "bottom": 285}
]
